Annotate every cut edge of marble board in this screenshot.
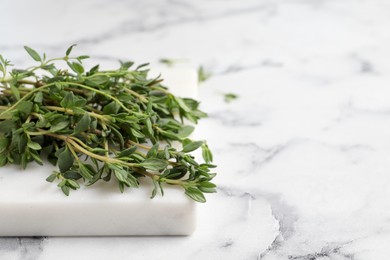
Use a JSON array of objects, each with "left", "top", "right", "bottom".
[{"left": 0, "top": 68, "right": 198, "bottom": 237}]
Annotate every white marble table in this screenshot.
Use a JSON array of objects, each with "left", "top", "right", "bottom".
[{"left": 1, "top": 0, "right": 390, "bottom": 259}]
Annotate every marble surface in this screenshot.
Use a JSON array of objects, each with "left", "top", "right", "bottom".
[
  {"left": 0, "top": 69, "right": 197, "bottom": 237},
  {"left": 1, "top": 0, "right": 390, "bottom": 259}
]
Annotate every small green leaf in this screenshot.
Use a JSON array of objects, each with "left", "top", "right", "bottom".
[
  {"left": 24, "top": 46, "right": 41, "bottom": 62},
  {"left": 117, "top": 146, "right": 137, "bottom": 158},
  {"left": 182, "top": 140, "right": 204, "bottom": 153},
  {"left": 10, "top": 85, "right": 20, "bottom": 100},
  {"left": 146, "top": 144, "right": 159, "bottom": 158},
  {"left": 177, "top": 125, "right": 195, "bottom": 139},
  {"left": 57, "top": 147, "right": 74, "bottom": 173},
  {"left": 0, "top": 156, "right": 7, "bottom": 167},
  {"left": 34, "top": 92, "right": 43, "bottom": 103},
  {"left": 46, "top": 173, "right": 57, "bottom": 183},
  {"left": 224, "top": 93, "right": 239, "bottom": 103},
  {"left": 131, "top": 128, "right": 145, "bottom": 139},
  {"left": 0, "top": 136, "right": 9, "bottom": 153},
  {"left": 27, "top": 141, "right": 42, "bottom": 150},
  {"left": 61, "top": 185, "right": 70, "bottom": 196},
  {"left": 78, "top": 162, "right": 94, "bottom": 180},
  {"left": 108, "top": 164, "right": 128, "bottom": 183},
  {"left": 66, "top": 44, "right": 76, "bottom": 56},
  {"left": 0, "top": 120, "right": 15, "bottom": 133},
  {"left": 201, "top": 144, "right": 213, "bottom": 163},
  {"left": 198, "top": 182, "right": 217, "bottom": 193},
  {"left": 151, "top": 179, "right": 158, "bottom": 199},
  {"left": 163, "top": 146, "right": 170, "bottom": 160},
  {"left": 198, "top": 66, "right": 212, "bottom": 83},
  {"left": 60, "top": 91, "right": 75, "bottom": 108},
  {"left": 185, "top": 187, "right": 206, "bottom": 203},
  {"left": 74, "top": 113, "right": 91, "bottom": 134},
  {"left": 103, "top": 101, "right": 120, "bottom": 114},
  {"left": 86, "top": 75, "right": 109, "bottom": 86},
  {"left": 50, "top": 121, "right": 69, "bottom": 132},
  {"left": 67, "top": 179, "right": 80, "bottom": 189},
  {"left": 174, "top": 97, "right": 191, "bottom": 113},
  {"left": 145, "top": 118, "right": 154, "bottom": 137},
  {"left": 139, "top": 158, "right": 168, "bottom": 171},
  {"left": 16, "top": 101, "right": 33, "bottom": 115},
  {"left": 69, "top": 62, "right": 84, "bottom": 74}
]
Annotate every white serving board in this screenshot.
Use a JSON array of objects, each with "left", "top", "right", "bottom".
[{"left": 0, "top": 68, "right": 198, "bottom": 236}]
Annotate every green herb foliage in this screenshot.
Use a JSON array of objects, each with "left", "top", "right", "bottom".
[
  {"left": 224, "top": 93, "right": 239, "bottom": 103},
  {"left": 0, "top": 46, "right": 216, "bottom": 202}
]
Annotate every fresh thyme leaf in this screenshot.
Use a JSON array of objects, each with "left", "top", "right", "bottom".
[
  {"left": 24, "top": 46, "right": 41, "bottom": 62},
  {"left": 185, "top": 187, "right": 206, "bottom": 203},
  {"left": 198, "top": 66, "right": 212, "bottom": 83},
  {"left": 182, "top": 140, "right": 204, "bottom": 153},
  {"left": 57, "top": 147, "right": 74, "bottom": 173},
  {"left": 74, "top": 113, "right": 91, "bottom": 134},
  {"left": 140, "top": 158, "right": 168, "bottom": 171},
  {"left": 0, "top": 46, "right": 217, "bottom": 203},
  {"left": 224, "top": 93, "right": 239, "bottom": 103},
  {"left": 66, "top": 44, "right": 77, "bottom": 56}
]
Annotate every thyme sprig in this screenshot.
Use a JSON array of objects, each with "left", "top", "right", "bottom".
[{"left": 0, "top": 46, "right": 216, "bottom": 203}]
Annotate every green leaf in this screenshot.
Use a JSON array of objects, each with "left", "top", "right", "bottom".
[
  {"left": 0, "top": 136, "right": 9, "bottom": 153},
  {"left": 117, "top": 146, "right": 137, "bottom": 158},
  {"left": 185, "top": 187, "right": 206, "bottom": 203},
  {"left": 67, "top": 179, "right": 80, "bottom": 189},
  {"left": 16, "top": 101, "right": 33, "bottom": 115},
  {"left": 10, "top": 85, "right": 20, "bottom": 100},
  {"left": 198, "top": 182, "right": 217, "bottom": 193},
  {"left": 145, "top": 118, "right": 154, "bottom": 137},
  {"left": 74, "top": 113, "right": 91, "bottom": 134},
  {"left": 0, "top": 120, "right": 15, "bottom": 133},
  {"left": 34, "top": 91, "right": 43, "bottom": 103},
  {"left": 86, "top": 75, "right": 109, "bottom": 86},
  {"left": 174, "top": 97, "right": 191, "bottom": 113},
  {"left": 108, "top": 164, "right": 128, "bottom": 183},
  {"left": 202, "top": 144, "right": 213, "bottom": 163},
  {"left": 139, "top": 158, "right": 168, "bottom": 171},
  {"left": 60, "top": 91, "right": 75, "bottom": 108},
  {"left": 224, "top": 93, "right": 239, "bottom": 103},
  {"left": 151, "top": 179, "right": 158, "bottom": 199},
  {"left": 164, "top": 146, "right": 170, "bottom": 160},
  {"left": 50, "top": 121, "right": 69, "bottom": 132},
  {"left": 30, "top": 150, "right": 43, "bottom": 165},
  {"left": 77, "top": 55, "right": 90, "bottom": 61},
  {"left": 46, "top": 173, "right": 57, "bottom": 182},
  {"left": 198, "top": 66, "right": 212, "bottom": 83},
  {"left": 130, "top": 128, "right": 145, "bottom": 139},
  {"left": 177, "top": 125, "right": 195, "bottom": 139},
  {"left": 27, "top": 141, "right": 42, "bottom": 150},
  {"left": 66, "top": 44, "right": 76, "bottom": 56},
  {"left": 146, "top": 144, "right": 159, "bottom": 158},
  {"left": 57, "top": 147, "right": 74, "bottom": 173},
  {"left": 182, "top": 140, "right": 204, "bottom": 153},
  {"left": 61, "top": 185, "right": 70, "bottom": 196},
  {"left": 0, "top": 156, "right": 7, "bottom": 167},
  {"left": 120, "top": 61, "right": 134, "bottom": 70},
  {"left": 69, "top": 62, "right": 84, "bottom": 74},
  {"left": 110, "top": 126, "right": 124, "bottom": 148},
  {"left": 24, "top": 46, "right": 41, "bottom": 62},
  {"left": 78, "top": 162, "right": 94, "bottom": 180},
  {"left": 103, "top": 101, "right": 120, "bottom": 114}
]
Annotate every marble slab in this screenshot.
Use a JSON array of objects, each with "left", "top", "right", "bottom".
[{"left": 0, "top": 68, "right": 198, "bottom": 236}]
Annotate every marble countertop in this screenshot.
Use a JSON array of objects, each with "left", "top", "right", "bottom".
[{"left": 1, "top": 0, "right": 390, "bottom": 259}]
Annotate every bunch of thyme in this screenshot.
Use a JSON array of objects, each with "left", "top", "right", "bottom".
[{"left": 0, "top": 46, "right": 216, "bottom": 203}]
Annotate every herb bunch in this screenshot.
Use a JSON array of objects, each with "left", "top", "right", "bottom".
[{"left": 0, "top": 46, "right": 216, "bottom": 203}]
